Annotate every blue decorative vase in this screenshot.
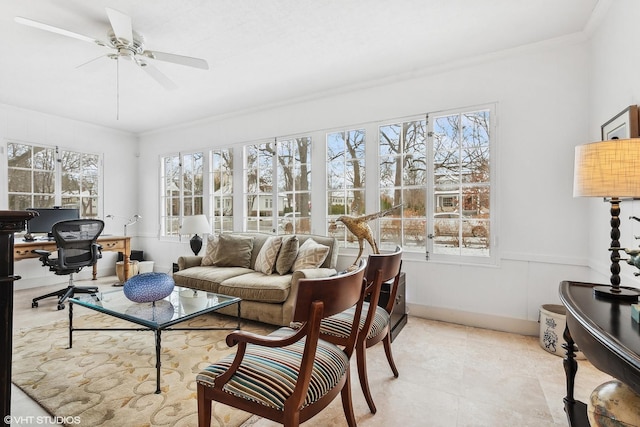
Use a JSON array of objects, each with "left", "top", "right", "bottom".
[
  {"left": 125, "top": 300, "right": 175, "bottom": 323},
  {"left": 123, "top": 272, "right": 175, "bottom": 303}
]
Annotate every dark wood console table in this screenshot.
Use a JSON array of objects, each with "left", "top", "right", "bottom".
[
  {"left": 559, "top": 281, "right": 640, "bottom": 427},
  {"left": 1, "top": 211, "right": 37, "bottom": 426},
  {"left": 365, "top": 272, "right": 407, "bottom": 342}
]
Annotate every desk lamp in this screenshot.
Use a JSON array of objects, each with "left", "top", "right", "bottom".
[
  {"left": 105, "top": 214, "right": 141, "bottom": 236},
  {"left": 573, "top": 138, "right": 640, "bottom": 300},
  {"left": 181, "top": 215, "right": 210, "bottom": 255}
]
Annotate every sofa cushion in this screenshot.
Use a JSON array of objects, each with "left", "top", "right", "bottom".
[
  {"left": 212, "top": 234, "right": 254, "bottom": 268},
  {"left": 275, "top": 235, "right": 299, "bottom": 275},
  {"left": 297, "top": 235, "right": 337, "bottom": 269},
  {"left": 173, "top": 266, "right": 253, "bottom": 293},
  {"left": 254, "top": 236, "right": 283, "bottom": 275},
  {"left": 218, "top": 272, "right": 292, "bottom": 303},
  {"left": 201, "top": 235, "right": 219, "bottom": 266},
  {"left": 292, "top": 238, "right": 330, "bottom": 271}
]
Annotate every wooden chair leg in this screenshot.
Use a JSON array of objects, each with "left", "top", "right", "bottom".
[
  {"left": 356, "top": 341, "right": 377, "bottom": 414},
  {"left": 340, "top": 368, "right": 358, "bottom": 427},
  {"left": 283, "top": 407, "right": 300, "bottom": 427},
  {"left": 382, "top": 332, "right": 399, "bottom": 378},
  {"left": 197, "top": 384, "right": 212, "bottom": 427}
]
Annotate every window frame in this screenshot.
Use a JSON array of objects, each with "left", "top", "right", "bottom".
[
  {"left": 377, "top": 116, "right": 428, "bottom": 255},
  {"left": 426, "top": 104, "right": 496, "bottom": 265},
  {"left": 153, "top": 104, "right": 497, "bottom": 266},
  {"left": 159, "top": 150, "right": 206, "bottom": 240},
  {"left": 208, "top": 147, "right": 234, "bottom": 234},
  {"left": 243, "top": 135, "right": 313, "bottom": 235},
  {"left": 326, "top": 127, "right": 367, "bottom": 249},
  {"left": 6, "top": 140, "right": 103, "bottom": 218}
]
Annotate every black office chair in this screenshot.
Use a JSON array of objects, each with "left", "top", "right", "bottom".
[{"left": 31, "top": 219, "right": 104, "bottom": 310}]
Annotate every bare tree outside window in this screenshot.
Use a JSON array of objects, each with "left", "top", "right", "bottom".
[
  {"left": 61, "top": 151, "right": 100, "bottom": 217},
  {"left": 244, "top": 142, "right": 275, "bottom": 232},
  {"left": 210, "top": 149, "right": 233, "bottom": 233},
  {"left": 327, "top": 129, "right": 365, "bottom": 247},
  {"left": 276, "top": 137, "right": 311, "bottom": 234},
  {"left": 432, "top": 110, "right": 490, "bottom": 256},
  {"left": 160, "top": 152, "right": 204, "bottom": 237},
  {"left": 379, "top": 120, "right": 427, "bottom": 250},
  {"left": 7, "top": 142, "right": 101, "bottom": 217},
  {"left": 244, "top": 138, "right": 312, "bottom": 234}
]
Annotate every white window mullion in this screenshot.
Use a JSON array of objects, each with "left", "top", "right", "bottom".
[{"left": 54, "top": 146, "right": 62, "bottom": 206}]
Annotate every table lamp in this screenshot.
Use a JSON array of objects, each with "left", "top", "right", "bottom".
[
  {"left": 181, "top": 215, "right": 210, "bottom": 256},
  {"left": 573, "top": 138, "right": 640, "bottom": 300}
]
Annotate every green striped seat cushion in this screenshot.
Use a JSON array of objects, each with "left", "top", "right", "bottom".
[
  {"left": 196, "top": 327, "right": 349, "bottom": 410},
  {"left": 318, "top": 302, "right": 390, "bottom": 340}
]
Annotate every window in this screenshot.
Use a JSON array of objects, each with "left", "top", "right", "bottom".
[
  {"left": 244, "top": 137, "right": 312, "bottom": 234},
  {"left": 209, "top": 149, "right": 233, "bottom": 233},
  {"left": 160, "top": 151, "right": 204, "bottom": 237},
  {"left": 378, "top": 119, "right": 427, "bottom": 251},
  {"left": 244, "top": 141, "right": 275, "bottom": 232},
  {"left": 430, "top": 107, "right": 492, "bottom": 259},
  {"left": 326, "top": 129, "right": 365, "bottom": 248},
  {"left": 60, "top": 150, "right": 100, "bottom": 217},
  {"left": 377, "top": 106, "right": 493, "bottom": 261},
  {"left": 154, "top": 105, "right": 493, "bottom": 263},
  {"left": 7, "top": 141, "right": 101, "bottom": 217},
  {"left": 277, "top": 137, "right": 311, "bottom": 234}
]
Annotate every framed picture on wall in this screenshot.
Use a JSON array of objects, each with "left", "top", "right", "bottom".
[{"left": 601, "top": 105, "right": 640, "bottom": 140}]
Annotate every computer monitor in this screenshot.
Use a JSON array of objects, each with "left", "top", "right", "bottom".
[{"left": 26, "top": 207, "right": 80, "bottom": 239}]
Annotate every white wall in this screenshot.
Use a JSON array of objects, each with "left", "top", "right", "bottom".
[
  {"left": 135, "top": 37, "right": 596, "bottom": 335},
  {"left": 0, "top": 103, "right": 139, "bottom": 287}
]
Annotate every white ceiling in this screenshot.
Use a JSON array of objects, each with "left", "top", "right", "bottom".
[{"left": 0, "top": 0, "right": 600, "bottom": 134}]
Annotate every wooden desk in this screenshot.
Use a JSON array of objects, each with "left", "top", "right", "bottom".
[
  {"left": 559, "top": 281, "right": 640, "bottom": 427},
  {"left": 14, "top": 235, "right": 131, "bottom": 279}
]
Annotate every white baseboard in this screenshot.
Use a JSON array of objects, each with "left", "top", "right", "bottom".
[{"left": 407, "top": 303, "right": 540, "bottom": 337}]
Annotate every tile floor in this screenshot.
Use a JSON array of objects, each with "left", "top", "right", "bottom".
[{"left": 9, "top": 276, "right": 613, "bottom": 426}]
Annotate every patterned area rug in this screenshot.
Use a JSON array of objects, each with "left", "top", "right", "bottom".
[{"left": 12, "top": 312, "right": 275, "bottom": 427}]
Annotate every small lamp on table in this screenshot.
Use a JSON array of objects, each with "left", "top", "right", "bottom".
[
  {"left": 573, "top": 138, "right": 640, "bottom": 301},
  {"left": 181, "top": 215, "right": 210, "bottom": 256}
]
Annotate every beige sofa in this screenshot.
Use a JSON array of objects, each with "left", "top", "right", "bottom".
[{"left": 173, "top": 232, "right": 338, "bottom": 326}]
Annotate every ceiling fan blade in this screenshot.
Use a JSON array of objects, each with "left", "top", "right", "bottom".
[
  {"left": 105, "top": 7, "right": 133, "bottom": 46},
  {"left": 14, "top": 16, "right": 105, "bottom": 46},
  {"left": 142, "top": 50, "right": 209, "bottom": 70},
  {"left": 137, "top": 61, "right": 178, "bottom": 90}
]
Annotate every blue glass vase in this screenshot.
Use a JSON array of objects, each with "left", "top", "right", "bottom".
[{"left": 123, "top": 272, "right": 175, "bottom": 303}]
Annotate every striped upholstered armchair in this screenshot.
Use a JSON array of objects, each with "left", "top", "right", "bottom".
[
  {"left": 317, "top": 246, "right": 403, "bottom": 414},
  {"left": 196, "top": 259, "right": 374, "bottom": 427}
]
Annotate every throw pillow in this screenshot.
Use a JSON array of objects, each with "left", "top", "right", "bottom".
[
  {"left": 212, "top": 234, "right": 254, "bottom": 268},
  {"left": 200, "top": 234, "right": 219, "bottom": 266},
  {"left": 275, "top": 235, "right": 299, "bottom": 275},
  {"left": 255, "top": 236, "right": 283, "bottom": 275},
  {"left": 292, "top": 238, "right": 330, "bottom": 271}
]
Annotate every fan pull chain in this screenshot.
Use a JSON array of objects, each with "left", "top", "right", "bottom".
[{"left": 116, "top": 56, "right": 120, "bottom": 121}]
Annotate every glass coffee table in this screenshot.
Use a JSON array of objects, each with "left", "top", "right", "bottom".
[{"left": 68, "top": 286, "right": 241, "bottom": 393}]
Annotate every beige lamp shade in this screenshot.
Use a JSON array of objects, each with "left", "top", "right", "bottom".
[
  {"left": 181, "top": 214, "right": 210, "bottom": 235},
  {"left": 574, "top": 138, "right": 640, "bottom": 198}
]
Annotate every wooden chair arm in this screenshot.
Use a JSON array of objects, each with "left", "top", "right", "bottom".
[{"left": 225, "top": 327, "right": 307, "bottom": 348}]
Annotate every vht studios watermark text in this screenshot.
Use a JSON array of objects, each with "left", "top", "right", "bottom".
[{"left": 4, "top": 415, "right": 81, "bottom": 425}]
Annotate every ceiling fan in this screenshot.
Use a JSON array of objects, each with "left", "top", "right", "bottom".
[{"left": 14, "top": 7, "right": 209, "bottom": 106}]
